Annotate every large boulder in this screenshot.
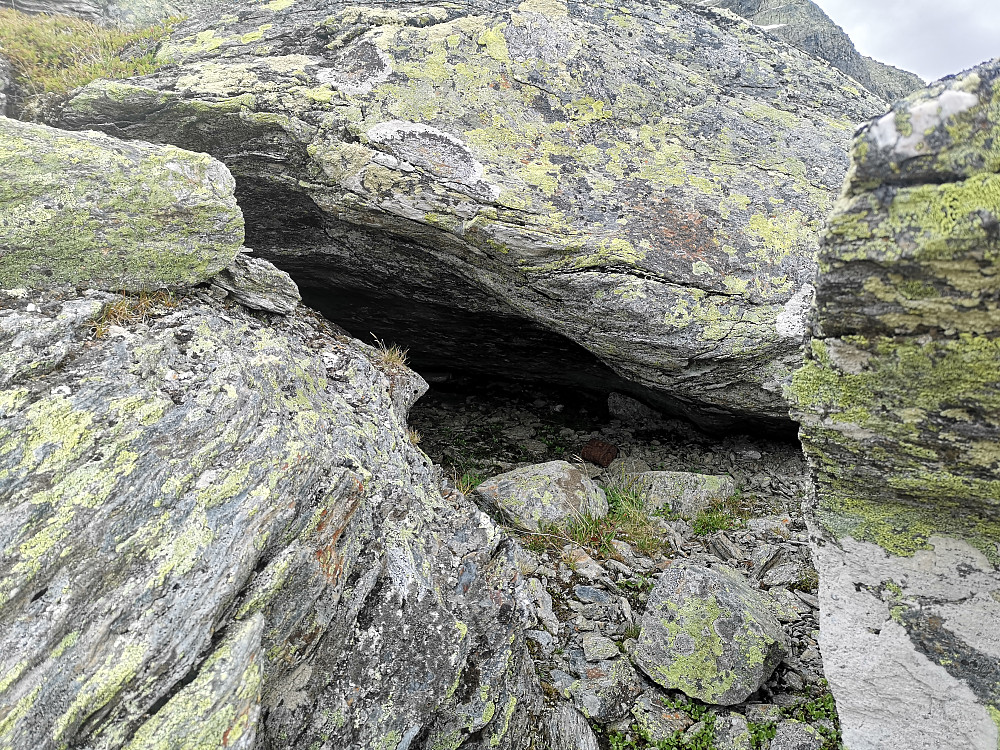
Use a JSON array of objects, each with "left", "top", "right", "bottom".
[
  {"left": 633, "top": 562, "right": 788, "bottom": 705},
  {"left": 57, "top": 0, "right": 887, "bottom": 428},
  {"left": 0, "top": 283, "right": 539, "bottom": 747},
  {"left": 789, "top": 62, "right": 1000, "bottom": 750},
  {"left": 0, "top": 116, "right": 243, "bottom": 292},
  {"left": 701, "top": 0, "right": 924, "bottom": 102}
]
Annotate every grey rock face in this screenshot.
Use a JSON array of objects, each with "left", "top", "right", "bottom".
[
  {"left": 634, "top": 562, "right": 788, "bottom": 705},
  {"left": 542, "top": 704, "right": 600, "bottom": 750},
  {"left": 701, "top": 0, "right": 924, "bottom": 101},
  {"left": 714, "top": 713, "right": 753, "bottom": 750},
  {"left": 769, "top": 720, "right": 824, "bottom": 750},
  {"left": 789, "top": 61, "right": 1000, "bottom": 750},
  {"left": 473, "top": 460, "right": 608, "bottom": 532},
  {"left": 0, "top": 287, "right": 533, "bottom": 749},
  {"left": 58, "top": 0, "right": 887, "bottom": 429},
  {"left": 0, "top": 116, "right": 243, "bottom": 293},
  {"left": 630, "top": 470, "right": 737, "bottom": 517},
  {"left": 0, "top": 54, "right": 11, "bottom": 117},
  {"left": 211, "top": 252, "right": 301, "bottom": 314}
]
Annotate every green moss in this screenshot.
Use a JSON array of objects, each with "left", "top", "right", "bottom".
[{"left": 987, "top": 706, "right": 1000, "bottom": 750}]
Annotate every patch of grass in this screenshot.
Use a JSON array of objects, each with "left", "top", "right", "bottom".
[
  {"left": 370, "top": 335, "right": 408, "bottom": 368},
  {"left": 406, "top": 427, "right": 421, "bottom": 445},
  {"left": 691, "top": 509, "right": 739, "bottom": 536},
  {"left": 454, "top": 470, "right": 486, "bottom": 495},
  {"left": 0, "top": 9, "right": 179, "bottom": 119},
  {"left": 91, "top": 290, "right": 176, "bottom": 337},
  {"left": 783, "top": 691, "right": 842, "bottom": 750}
]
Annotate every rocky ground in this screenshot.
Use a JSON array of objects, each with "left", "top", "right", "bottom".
[{"left": 410, "top": 379, "right": 838, "bottom": 749}]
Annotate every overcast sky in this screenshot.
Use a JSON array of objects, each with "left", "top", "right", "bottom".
[{"left": 815, "top": 0, "right": 1000, "bottom": 82}]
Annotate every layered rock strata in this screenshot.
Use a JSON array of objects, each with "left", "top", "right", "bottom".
[
  {"left": 790, "top": 62, "right": 1000, "bottom": 750},
  {"left": 58, "top": 0, "right": 887, "bottom": 428}
]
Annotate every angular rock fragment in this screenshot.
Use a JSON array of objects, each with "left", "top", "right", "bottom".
[
  {"left": 769, "top": 720, "right": 824, "bottom": 750},
  {"left": 789, "top": 60, "right": 1000, "bottom": 750},
  {"left": 631, "top": 471, "right": 737, "bottom": 517},
  {"left": 714, "top": 712, "right": 753, "bottom": 750},
  {"left": 567, "top": 657, "right": 643, "bottom": 722},
  {"left": 474, "top": 460, "right": 608, "bottom": 532},
  {"left": 630, "top": 693, "right": 695, "bottom": 741},
  {"left": 210, "top": 252, "right": 300, "bottom": 314},
  {"left": 634, "top": 562, "right": 788, "bottom": 705},
  {"left": 0, "top": 117, "right": 243, "bottom": 293},
  {"left": 543, "top": 704, "right": 600, "bottom": 750}
]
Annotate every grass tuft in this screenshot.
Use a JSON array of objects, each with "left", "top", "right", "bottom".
[
  {"left": 370, "top": 335, "right": 408, "bottom": 368},
  {"left": 91, "top": 290, "right": 175, "bottom": 338},
  {"left": 0, "top": 9, "right": 178, "bottom": 118}
]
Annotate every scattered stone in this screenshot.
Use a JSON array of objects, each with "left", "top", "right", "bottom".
[
  {"left": 562, "top": 547, "right": 608, "bottom": 581},
  {"left": 631, "top": 471, "right": 737, "bottom": 517},
  {"left": 631, "top": 693, "right": 695, "bottom": 741},
  {"left": 582, "top": 634, "right": 620, "bottom": 662},
  {"left": 575, "top": 585, "right": 611, "bottom": 604},
  {"left": 714, "top": 712, "right": 753, "bottom": 750},
  {"left": 608, "top": 392, "right": 666, "bottom": 426},
  {"left": 543, "top": 704, "right": 600, "bottom": 750},
  {"left": 708, "top": 532, "right": 747, "bottom": 562},
  {"left": 606, "top": 454, "right": 652, "bottom": 477},
  {"left": 581, "top": 439, "right": 619, "bottom": 468},
  {"left": 527, "top": 578, "right": 560, "bottom": 636},
  {"left": 210, "top": 253, "right": 301, "bottom": 314},
  {"left": 473, "top": 460, "right": 608, "bottom": 532},
  {"left": 745, "top": 703, "right": 784, "bottom": 724},
  {"left": 745, "top": 515, "right": 793, "bottom": 537},
  {"left": 761, "top": 562, "right": 807, "bottom": 589},
  {"left": 770, "top": 721, "right": 824, "bottom": 750},
  {"left": 0, "top": 117, "right": 243, "bottom": 293},
  {"left": 634, "top": 562, "right": 789, "bottom": 705},
  {"left": 568, "top": 658, "right": 643, "bottom": 722}
]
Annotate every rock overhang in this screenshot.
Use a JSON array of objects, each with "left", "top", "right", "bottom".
[{"left": 55, "top": 0, "right": 888, "bottom": 430}]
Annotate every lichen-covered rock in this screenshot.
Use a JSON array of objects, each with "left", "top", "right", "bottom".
[
  {"left": 565, "top": 657, "right": 643, "bottom": 722},
  {"left": 473, "top": 460, "right": 608, "bottom": 532},
  {"left": 0, "top": 287, "right": 535, "bottom": 749},
  {"left": 788, "top": 61, "right": 1000, "bottom": 750},
  {"left": 714, "top": 712, "right": 753, "bottom": 750},
  {"left": 211, "top": 251, "right": 301, "bottom": 314},
  {"left": 633, "top": 562, "right": 788, "bottom": 705},
  {"left": 768, "top": 720, "right": 824, "bottom": 750},
  {"left": 631, "top": 470, "right": 736, "bottom": 517},
  {"left": 58, "top": 0, "right": 887, "bottom": 428},
  {"left": 630, "top": 693, "right": 695, "bottom": 741},
  {"left": 701, "top": 0, "right": 924, "bottom": 102},
  {"left": 0, "top": 117, "right": 243, "bottom": 293}
]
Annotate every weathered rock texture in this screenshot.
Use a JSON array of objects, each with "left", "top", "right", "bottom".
[
  {"left": 633, "top": 562, "right": 787, "bottom": 705},
  {"left": 58, "top": 0, "right": 887, "bottom": 428},
  {"left": 0, "top": 286, "right": 541, "bottom": 748},
  {"left": 631, "top": 470, "right": 736, "bottom": 517},
  {"left": 789, "top": 62, "right": 1000, "bottom": 750},
  {"left": 473, "top": 460, "right": 608, "bottom": 532},
  {"left": 700, "top": 0, "right": 924, "bottom": 102},
  {"left": 0, "top": 0, "right": 179, "bottom": 27},
  {"left": 0, "top": 117, "right": 243, "bottom": 292}
]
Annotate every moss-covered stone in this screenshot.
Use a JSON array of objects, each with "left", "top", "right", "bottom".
[{"left": 0, "top": 117, "right": 243, "bottom": 293}]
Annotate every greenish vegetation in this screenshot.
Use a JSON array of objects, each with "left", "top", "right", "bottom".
[
  {"left": 597, "top": 688, "right": 842, "bottom": 750},
  {"left": 521, "top": 472, "right": 674, "bottom": 558},
  {"left": 691, "top": 508, "right": 739, "bottom": 535},
  {"left": 0, "top": 9, "right": 178, "bottom": 118}
]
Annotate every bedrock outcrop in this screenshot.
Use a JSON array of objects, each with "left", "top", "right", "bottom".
[
  {"left": 0, "top": 116, "right": 243, "bottom": 292},
  {"left": 59, "top": 0, "right": 887, "bottom": 428},
  {"left": 701, "top": 0, "right": 924, "bottom": 102},
  {"left": 0, "top": 0, "right": 179, "bottom": 27},
  {"left": 789, "top": 61, "right": 1000, "bottom": 750}
]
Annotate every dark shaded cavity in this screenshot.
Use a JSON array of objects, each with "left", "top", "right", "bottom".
[{"left": 237, "top": 181, "right": 793, "bottom": 436}]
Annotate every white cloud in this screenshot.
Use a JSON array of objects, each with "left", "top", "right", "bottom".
[{"left": 816, "top": 0, "right": 1000, "bottom": 82}]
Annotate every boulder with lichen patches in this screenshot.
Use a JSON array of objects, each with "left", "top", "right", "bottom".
[
  {"left": 473, "top": 460, "right": 608, "bottom": 532},
  {"left": 788, "top": 60, "right": 1000, "bottom": 750},
  {"left": 57, "top": 0, "right": 887, "bottom": 429},
  {"left": 633, "top": 561, "right": 788, "bottom": 705},
  {"left": 0, "top": 284, "right": 539, "bottom": 750},
  {"left": 0, "top": 116, "right": 243, "bottom": 293}
]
